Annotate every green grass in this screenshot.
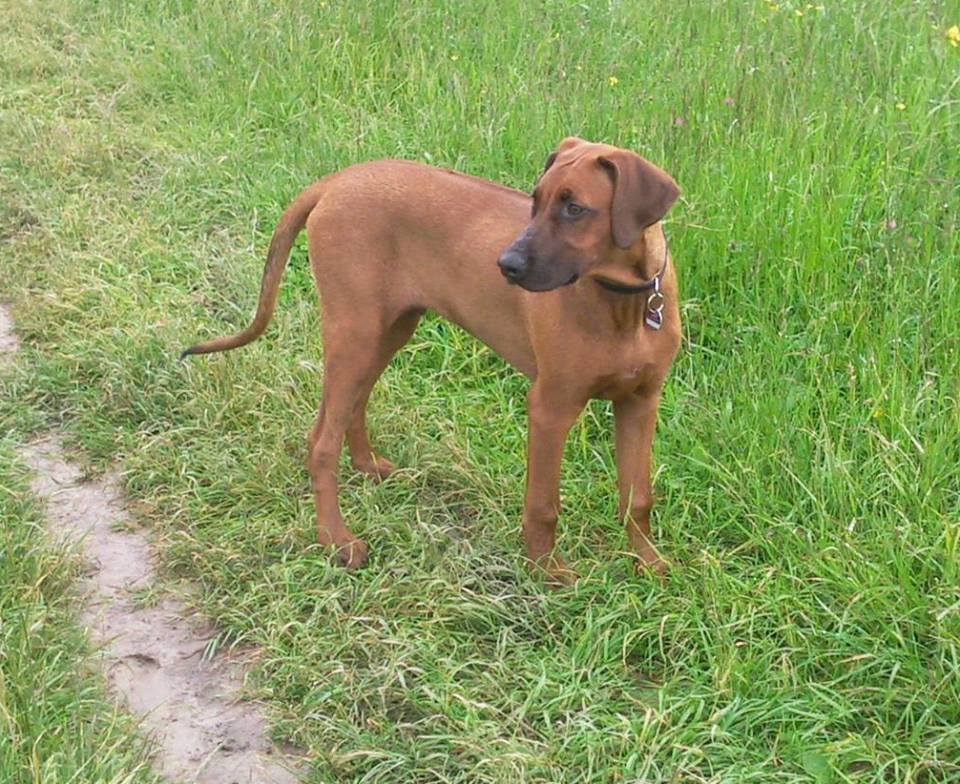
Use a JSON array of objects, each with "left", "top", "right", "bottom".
[
  {"left": 0, "top": 436, "right": 160, "bottom": 784},
  {"left": 1, "top": 0, "right": 959, "bottom": 781}
]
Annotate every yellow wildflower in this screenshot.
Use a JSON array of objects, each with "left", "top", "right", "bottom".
[
  {"left": 896, "top": 102, "right": 906, "bottom": 110},
  {"left": 948, "top": 25, "right": 960, "bottom": 47},
  {"left": 608, "top": 76, "right": 619, "bottom": 87}
]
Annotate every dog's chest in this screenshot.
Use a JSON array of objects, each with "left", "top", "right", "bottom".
[
  {"left": 593, "top": 361, "right": 660, "bottom": 400},
  {"left": 588, "top": 330, "right": 678, "bottom": 399}
]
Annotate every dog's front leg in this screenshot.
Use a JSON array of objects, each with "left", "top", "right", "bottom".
[
  {"left": 613, "top": 391, "right": 669, "bottom": 576},
  {"left": 523, "top": 384, "right": 584, "bottom": 586}
]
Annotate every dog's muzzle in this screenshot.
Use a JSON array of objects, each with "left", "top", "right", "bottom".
[{"left": 497, "top": 247, "right": 529, "bottom": 283}]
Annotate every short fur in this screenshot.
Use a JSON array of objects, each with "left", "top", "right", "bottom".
[{"left": 182, "top": 138, "right": 681, "bottom": 584}]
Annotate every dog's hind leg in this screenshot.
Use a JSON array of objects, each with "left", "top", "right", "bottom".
[
  {"left": 306, "top": 311, "right": 421, "bottom": 568},
  {"left": 306, "top": 326, "right": 379, "bottom": 569},
  {"left": 306, "top": 311, "right": 421, "bottom": 471},
  {"left": 345, "top": 310, "right": 421, "bottom": 480}
]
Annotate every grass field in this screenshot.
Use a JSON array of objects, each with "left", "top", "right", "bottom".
[
  {"left": 0, "top": 435, "right": 160, "bottom": 783},
  {"left": 2, "top": 0, "right": 959, "bottom": 781}
]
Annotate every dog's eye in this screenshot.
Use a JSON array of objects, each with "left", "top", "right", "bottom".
[{"left": 563, "top": 202, "right": 586, "bottom": 219}]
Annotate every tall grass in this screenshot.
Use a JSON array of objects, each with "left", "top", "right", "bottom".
[{"left": 2, "top": 0, "right": 958, "bottom": 780}]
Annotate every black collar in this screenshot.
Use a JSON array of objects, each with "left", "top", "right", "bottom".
[{"left": 594, "top": 257, "right": 668, "bottom": 294}]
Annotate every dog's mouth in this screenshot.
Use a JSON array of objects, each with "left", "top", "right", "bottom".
[{"left": 514, "top": 270, "right": 580, "bottom": 292}]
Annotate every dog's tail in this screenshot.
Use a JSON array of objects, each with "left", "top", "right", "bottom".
[{"left": 179, "top": 181, "right": 326, "bottom": 360}]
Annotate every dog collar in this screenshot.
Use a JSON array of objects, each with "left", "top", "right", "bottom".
[{"left": 594, "top": 258, "right": 668, "bottom": 330}]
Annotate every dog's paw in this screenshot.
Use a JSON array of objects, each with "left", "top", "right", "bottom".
[
  {"left": 353, "top": 455, "right": 396, "bottom": 482},
  {"left": 634, "top": 551, "right": 670, "bottom": 579},
  {"left": 335, "top": 538, "right": 369, "bottom": 570},
  {"left": 534, "top": 553, "right": 578, "bottom": 588}
]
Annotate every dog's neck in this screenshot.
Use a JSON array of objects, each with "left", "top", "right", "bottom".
[
  {"left": 594, "top": 259, "right": 666, "bottom": 295},
  {"left": 590, "top": 228, "right": 667, "bottom": 292},
  {"left": 590, "top": 257, "right": 669, "bottom": 334}
]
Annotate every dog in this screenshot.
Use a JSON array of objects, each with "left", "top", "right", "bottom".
[{"left": 181, "top": 137, "right": 681, "bottom": 585}]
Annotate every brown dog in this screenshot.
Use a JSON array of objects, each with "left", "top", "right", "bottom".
[{"left": 182, "top": 137, "right": 681, "bottom": 584}]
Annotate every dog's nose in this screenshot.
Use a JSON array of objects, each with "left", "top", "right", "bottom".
[{"left": 497, "top": 248, "right": 528, "bottom": 281}]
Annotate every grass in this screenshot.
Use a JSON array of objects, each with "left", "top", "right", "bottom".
[
  {"left": 1, "top": 0, "right": 958, "bottom": 781},
  {"left": 0, "top": 436, "right": 160, "bottom": 784}
]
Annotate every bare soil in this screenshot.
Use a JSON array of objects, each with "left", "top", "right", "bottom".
[{"left": 4, "top": 305, "right": 303, "bottom": 784}]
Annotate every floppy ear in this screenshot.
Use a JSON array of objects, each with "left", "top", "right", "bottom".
[{"left": 597, "top": 152, "right": 680, "bottom": 249}]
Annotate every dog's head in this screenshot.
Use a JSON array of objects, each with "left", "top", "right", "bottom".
[{"left": 498, "top": 137, "right": 680, "bottom": 292}]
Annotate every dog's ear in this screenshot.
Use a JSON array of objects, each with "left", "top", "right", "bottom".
[
  {"left": 542, "top": 137, "right": 587, "bottom": 175},
  {"left": 597, "top": 151, "right": 680, "bottom": 249}
]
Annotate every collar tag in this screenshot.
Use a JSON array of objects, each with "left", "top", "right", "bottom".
[
  {"left": 644, "top": 276, "right": 665, "bottom": 331},
  {"left": 593, "top": 257, "right": 669, "bottom": 330}
]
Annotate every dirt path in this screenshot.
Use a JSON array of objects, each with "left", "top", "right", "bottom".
[
  {"left": 2, "top": 304, "right": 303, "bottom": 784},
  {"left": 0, "top": 305, "right": 18, "bottom": 355}
]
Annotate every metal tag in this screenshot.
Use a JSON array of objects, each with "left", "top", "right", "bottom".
[{"left": 645, "top": 283, "right": 665, "bottom": 331}]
